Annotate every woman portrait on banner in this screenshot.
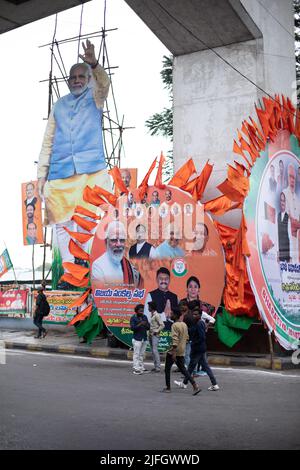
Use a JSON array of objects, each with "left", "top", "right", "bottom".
[{"left": 181, "top": 276, "right": 215, "bottom": 319}]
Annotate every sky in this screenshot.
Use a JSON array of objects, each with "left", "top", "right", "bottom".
[{"left": 0, "top": 0, "right": 171, "bottom": 273}]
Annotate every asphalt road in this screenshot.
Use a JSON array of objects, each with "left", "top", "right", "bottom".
[{"left": 0, "top": 350, "right": 299, "bottom": 450}]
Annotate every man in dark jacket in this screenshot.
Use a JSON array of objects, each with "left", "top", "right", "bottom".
[
  {"left": 33, "top": 286, "right": 49, "bottom": 338},
  {"left": 130, "top": 304, "right": 150, "bottom": 375},
  {"left": 177, "top": 307, "right": 219, "bottom": 391}
]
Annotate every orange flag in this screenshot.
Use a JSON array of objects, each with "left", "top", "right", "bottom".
[
  {"left": 109, "top": 167, "right": 129, "bottom": 195},
  {"left": 68, "top": 303, "right": 93, "bottom": 326},
  {"left": 138, "top": 157, "right": 157, "bottom": 200},
  {"left": 181, "top": 161, "right": 213, "bottom": 201},
  {"left": 69, "top": 239, "right": 90, "bottom": 261},
  {"left": 217, "top": 180, "right": 246, "bottom": 203},
  {"left": 262, "top": 97, "right": 275, "bottom": 117},
  {"left": 71, "top": 214, "right": 97, "bottom": 232},
  {"left": 239, "top": 136, "right": 259, "bottom": 164},
  {"left": 204, "top": 195, "right": 236, "bottom": 216},
  {"left": 83, "top": 186, "right": 107, "bottom": 207},
  {"left": 63, "top": 227, "right": 94, "bottom": 244},
  {"left": 93, "top": 186, "right": 118, "bottom": 206},
  {"left": 227, "top": 165, "right": 249, "bottom": 197},
  {"left": 205, "top": 195, "right": 242, "bottom": 215},
  {"left": 194, "top": 161, "right": 213, "bottom": 200},
  {"left": 181, "top": 176, "right": 199, "bottom": 200},
  {"left": 59, "top": 272, "right": 89, "bottom": 288},
  {"left": 154, "top": 152, "right": 166, "bottom": 189},
  {"left": 74, "top": 205, "right": 100, "bottom": 220},
  {"left": 234, "top": 161, "right": 250, "bottom": 177},
  {"left": 255, "top": 106, "right": 270, "bottom": 139},
  {"left": 295, "top": 109, "right": 300, "bottom": 142},
  {"left": 62, "top": 262, "right": 90, "bottom": 281},
  {"left": 65, "top": 288, "right": 91, "bottom": 312},
  {"left": 273, "top": 95, "right": 282, "bottom": 130},
  {"left": 168, "top": 158, "right": 196, "bottom": 187},
  {"left": 249, "top": 116, "right": 266, "bottom": 144},
  {"left": 286, "top": 97, "right": 296, "bottom": 135}
]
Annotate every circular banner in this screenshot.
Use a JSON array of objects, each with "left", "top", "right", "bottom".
[
  {"left": 244, "top": 141, "right": 300, "bottom": 349},
  {"left": 90, "top": 185, "right": 225, "bottom": 351}
]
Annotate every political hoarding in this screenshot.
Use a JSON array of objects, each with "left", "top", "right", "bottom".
[
  {"left": 0, "top": 289, "right": 28, "bottom": 315},
  {"left": 22, "top": 181, "right": 44, "bottom": 246},
  {"left": 244, "top": 132, "right": 300, "bottom": 349},
  {"left": 33, "top": 290, "right": 83, "bottom": 324}
]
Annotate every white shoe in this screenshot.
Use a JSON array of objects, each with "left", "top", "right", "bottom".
[
  {"left": 208, "top": 384, "right": 220, "bottom": 391},
  {"left": 133, "top": 369, "right": 143, "bottom": 375},
  {"left": 174, "top": 380, "right": 187, "bottom": 389}
]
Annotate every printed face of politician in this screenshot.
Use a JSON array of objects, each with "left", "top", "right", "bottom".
[
  {"left": 152, "top": 191, "right": 159, "bottom": 203},
  {"left": 193, "top": 223, "right": 208, "bottom": 250},
  {"left": 165, "top": 190, "right": 172, "bottom": 202},
  {"left": 121, "top": 170, "right": 131, "bottom": 188},
  {"left": 106, "top": 229, "right": 126, "bottom": 262},
  {"left": 136, "top": 225, "right": 146, "bottom": 243},
  {"left": 26, "top": 205, "right": 35, "bottom": 220},
  {"left": 68, "top": 65, "right": 90, "bottom": 96},
  {"left": 280, "top": 193, "right": 286, "bottom": 213},
  {"left": 26, "top": 184, "right": 35, "bottom": 200},
  {"left": 187, "top": 280, "right": 200, "bottom": 300},
  {"left": 157, "top": 273, "right": 170, "bottom": 292},
  {"left": 168, "top": 230, "right": 180, "bottom": 248},
  {"left": 27, "top": 223, "right": 37, "bottom": 239},
  {"left": 288, "top": 166, "right": 296, "bottom": 193}
]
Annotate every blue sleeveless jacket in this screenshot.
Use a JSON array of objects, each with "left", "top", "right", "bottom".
[{"left": 48, "top": 87, "right": 106, "bottom": 180}]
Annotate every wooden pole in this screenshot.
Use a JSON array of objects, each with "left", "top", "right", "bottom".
[{"left": 32, "top": 244, "right": 35, "bottom": 290}]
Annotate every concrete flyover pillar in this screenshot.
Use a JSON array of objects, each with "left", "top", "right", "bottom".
[{"left": 125, "top": 0, "right": 296, "bottom": 216}]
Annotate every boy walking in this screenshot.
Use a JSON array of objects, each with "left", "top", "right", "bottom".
[
  {"left": 175, "top": 307, "right": 219, "bottom": 391},
  {"left": 130, "top": 304, "right": 150, "bottom": 375},
  {"left": 33, "top": 286, "right": 49, "bottom": 338},
  {"left": 148, "top": 301, "right": 164, "bottom": 372},
  {"left": 163, "top": 309, "right": 201, "bottom": 395}
]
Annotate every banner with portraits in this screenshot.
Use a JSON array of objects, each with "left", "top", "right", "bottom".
[
  {"left": 21, "top": 181, "right": 43, "bottom": 246},
  {"left": 32, "top": 290, "right": 82, "bottom": 324},
  {"left": 0, "top": 289, "right": 28, "bottom": 315},
  {"left": 244, "top": 135, "right": 300, "bottom": 349},
  {"left": 91, "top": 185, "right": 225, "bottom": 351}
]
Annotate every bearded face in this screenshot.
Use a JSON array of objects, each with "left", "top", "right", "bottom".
[
  {"left": 193, "top": 223, "right": 208, "bottom": 251},
  {"left": 106, "top": 228, "right": 126, "bottom": 264}
]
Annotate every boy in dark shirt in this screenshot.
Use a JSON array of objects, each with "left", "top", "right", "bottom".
[
  {"left": 175, "top": 307, "right": 219, "bottom": 391},
  {"left": 130, "top": 304, "right": 150, "bottom": 375}
]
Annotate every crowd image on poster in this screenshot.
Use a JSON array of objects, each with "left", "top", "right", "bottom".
[
  {"left": 91, "top": 185, "right": 225, "bottom": 351},
  {"left": 21, "top": 181, "right": 44, "bottom": 246}
]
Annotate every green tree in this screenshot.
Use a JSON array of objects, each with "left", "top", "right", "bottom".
[
  {"left": 147, "top": 4, "right": 300, "bottom": 165},
  {"left": 145, "top": 55, "right": 174, "bottom": 180}
]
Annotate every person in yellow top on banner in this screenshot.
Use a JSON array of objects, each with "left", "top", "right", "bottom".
[{"left": 37, "top": 39, "right": 112, "bottom": 285}]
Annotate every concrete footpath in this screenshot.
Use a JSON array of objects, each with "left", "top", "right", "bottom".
[{"left": 0, "top": 322, "right": 298, "bottom": 371}]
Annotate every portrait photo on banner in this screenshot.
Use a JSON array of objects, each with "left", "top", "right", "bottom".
[{"left": 91, "top": 185, "right": 225, "bottom": 351}]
